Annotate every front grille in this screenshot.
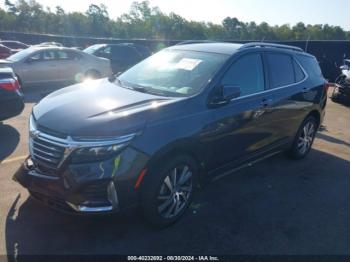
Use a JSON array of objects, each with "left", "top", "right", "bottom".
[{"left": 30, "top": 135, "right": 66, "bottom": 170}]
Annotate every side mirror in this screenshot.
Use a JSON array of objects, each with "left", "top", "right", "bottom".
[{"left": 209, "top": 85, "right": 241, "bottom": 107}]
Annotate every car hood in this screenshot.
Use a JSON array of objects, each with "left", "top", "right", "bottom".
[{"left": 33, "top": 78, "right": 181, "bottom": 138}]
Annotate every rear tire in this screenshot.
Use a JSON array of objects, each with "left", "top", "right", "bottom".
[
  {"left": 140, "top": 154, "right": 198, "bottom": 228},
  {"left": 288, "top": 116, "right": 318, "bottom": 160}
]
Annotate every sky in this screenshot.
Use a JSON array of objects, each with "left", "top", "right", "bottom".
[{"left": 2, "top": 0, "right": 350, "bottom": 30}]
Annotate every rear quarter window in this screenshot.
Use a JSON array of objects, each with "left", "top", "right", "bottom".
[
  {"left": 296, "top": 55, "right": 323, "bottom": 79},
  {"left": 293, "top": 59, "right": 305, "bottom": 82}
]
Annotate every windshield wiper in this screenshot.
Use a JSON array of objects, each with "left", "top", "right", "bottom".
[
  {"left": 119, "top": 81, "right": 148, "bottom": 93},
  {"left": 129, "top": 86, "right": 148, "bottom": 93},
  {"left": 116, "top": 80, "right": 182, "bottom": 97}
]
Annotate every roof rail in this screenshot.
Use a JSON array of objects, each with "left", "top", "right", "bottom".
[
  {"left": 240, "top": 42, "right": 304, "bottom": 52},
  {"left": 175, "top": 40, "right": 218, "bottom": 45}
]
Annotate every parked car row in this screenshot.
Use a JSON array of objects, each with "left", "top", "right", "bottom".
[
  {"left": 0, "top": 39, "right": 153, "bottom": 123},
  {"left": 0, "top": 40, "right": 152, "bottom": 87},
  {"left": 0, "top": 41, "right": 30, "bottom": 59},
  {"left": 0, "top": 45, "right": 13, "bottom": 59},
  {"left": 0, "top": 40, "right": 62, "bottom": 58},
  {"left": 0, "top": 46, "right": 112, "bottom": 87}
]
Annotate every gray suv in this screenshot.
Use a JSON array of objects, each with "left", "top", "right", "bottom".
[{"left": 14, "top": 42, "right": 327, "bottom": 227}]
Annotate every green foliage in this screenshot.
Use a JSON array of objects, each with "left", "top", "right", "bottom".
[{"left": 1, "top": 0, "right": 349, "bottom": 40}]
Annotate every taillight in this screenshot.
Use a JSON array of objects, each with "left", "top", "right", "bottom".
[{"left": 0, "top": 78, "right": 20, "bottom": 91}]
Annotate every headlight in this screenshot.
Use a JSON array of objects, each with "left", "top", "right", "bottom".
[
  {"left": 70, "top": 143, "right": 127, "bottom": 164},
  {"left": 29, "top": 114, "right": 37, "bottom": 132}
]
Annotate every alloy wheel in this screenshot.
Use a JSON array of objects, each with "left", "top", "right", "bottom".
[
  {"left": 297, "top": 121, "right": 316, "bottom": 155},
  {"left": 157, "top": 165, "right": 193, "bottom": 219}
]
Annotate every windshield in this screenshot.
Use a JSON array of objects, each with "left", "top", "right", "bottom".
[
  {"left": 6, "top": 48, "right": 34, "bottom": 62},
  {"left": 118, "top": 49, "right": 229, "bottom": 97},
  {"left": 83, "top": 44, "right": 105, "bottom": 54}
]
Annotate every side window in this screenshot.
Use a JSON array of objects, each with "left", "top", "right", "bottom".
[
  {"left": 96, "top": 46, "right": 111, "bottom": 58},
  {"left": 293, "top": 59, "right": 305, "bottom": 82},
  {"left": 125, "top": 48, "right": 142, "bottom": 62},
  {"left": 112, "top": 47, "right": 127, "bottom": 60},
  {"left": 112, "top": 47, "right": 140, "bottom": 62},
  {"left": 296, "top": 55, "right": 323, "bottom": 79},
  {"left": 57, "top": 50, "right": 69, "bottom": 60},
  {"left": 28, "top": 52, "right": 41, "bottom": 62},
  {"left": 266, "top": 53, "right": 295, "bottom": 89},
  {"left": 68, "top": 51, "right": 82, "bottom": 60},
  {"left": 42, "top": 50, "right": 56, "bottom": 61},
  {"left": 221, "top": 53, "right": 265, "bottom": 96}
]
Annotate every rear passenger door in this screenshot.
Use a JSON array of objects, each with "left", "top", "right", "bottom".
[{"left": 263, "top": 52, "right": 309, "bottom": 139}]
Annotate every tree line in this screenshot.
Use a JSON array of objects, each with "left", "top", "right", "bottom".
[{"left": 1, "top": 0, "right": 349, "bottom": 41}]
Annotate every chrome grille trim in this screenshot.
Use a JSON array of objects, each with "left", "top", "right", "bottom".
[
  {"left": 33, "top": 146, "right": 62, "bottom": 158},
  {"left": 33, "top": 140, "right": 62, "bottom": 152},
  {"left": 33, "top": 152, "right": 59, "bottom": 164},
  {"left": 29, "top": 114, "right": 137, "bottom": 170},
  {"left": 30, "top": 135, "right": 65, "bottom": 169}
]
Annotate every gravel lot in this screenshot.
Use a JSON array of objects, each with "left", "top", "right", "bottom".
[{"left": 0, "top": 86, "right": 349, "bottom": 256}]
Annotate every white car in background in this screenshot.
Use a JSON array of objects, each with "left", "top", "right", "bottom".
[{"left": 0, "top": 46, "right": 112, "bottom": 87}]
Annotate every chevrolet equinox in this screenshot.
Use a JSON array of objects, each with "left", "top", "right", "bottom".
[{"left": 14, "top": 42, "right": 327, "bottom": 227}]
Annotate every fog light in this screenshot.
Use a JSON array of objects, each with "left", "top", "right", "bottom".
[{"left": 107, "top": 181, "right": 119, "bottom": 210}]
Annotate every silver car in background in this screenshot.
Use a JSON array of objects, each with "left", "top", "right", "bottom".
[{"left": 0, "top": 46, "right": 112, "bottom": 87}]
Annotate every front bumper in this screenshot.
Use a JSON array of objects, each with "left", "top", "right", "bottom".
[{"left": 13, "top": 147, "right": 149, "bottom": 214}]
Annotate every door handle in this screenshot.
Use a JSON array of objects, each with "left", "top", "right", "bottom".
[{"left": 260, "top": 98, "right": 273, "bottom": 108}]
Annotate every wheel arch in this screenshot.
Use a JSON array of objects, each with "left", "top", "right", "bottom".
[
  {"left": 306, "top": 109, "right": 321, "bottom": 128},
  {"left": 145, "top": 138, "right": 207, "bottom": 181}
]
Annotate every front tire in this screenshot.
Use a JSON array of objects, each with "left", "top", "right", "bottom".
[
  {"left": 140, "top": 155, "right": 198, "bottom": 228},
  {"left": 288, "top": 116, "right": 318, "bottom": 159}
]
